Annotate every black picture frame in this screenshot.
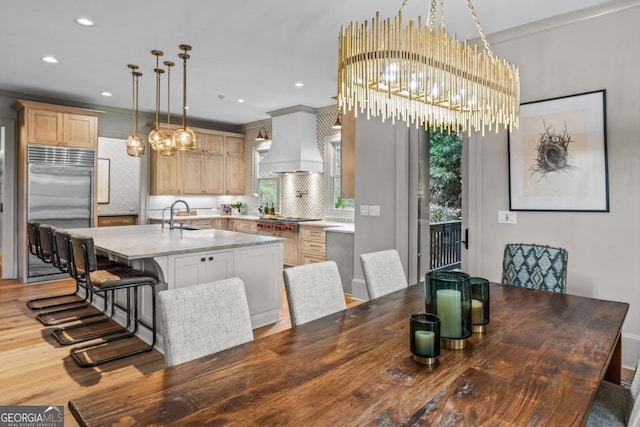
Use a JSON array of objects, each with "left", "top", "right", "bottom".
[{"left": 508, "top": 89, "right": 609, "bottom": 212}]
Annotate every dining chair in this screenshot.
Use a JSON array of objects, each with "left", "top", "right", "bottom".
[
  {"left": 283, "top": 260, "right": 347, "bottom": 326},
  {"left": 158, "top": 278, "right": 254, "bottom": 368},
  {"left": 360, "top": 249, "right": 407, "bottom": 299},
  {"left": 586, "top": 359, "right": 640, "bottom": 426},
  {"left": 501, "top": 243, "right": 568, "bottom": 293}
]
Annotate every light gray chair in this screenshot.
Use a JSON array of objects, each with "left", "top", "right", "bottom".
[
  {"left": 586, "top": 359, "right": 640, "bottom": 426},
  {"left": 283, "top": 261, "right": 347, "bottom": 326},
  {"left": 360, "top": 249, "right": 408, "bottom": 299},
  {"left": 159, "top": 277, "right": 254, "bottom": 368}
]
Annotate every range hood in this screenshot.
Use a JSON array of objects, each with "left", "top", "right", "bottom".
[{"left": 260, "top": 106, "right": 323, "bottom": 174}]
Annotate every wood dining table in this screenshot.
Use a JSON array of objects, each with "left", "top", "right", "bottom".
[{"left": 69, "top": 282, "right": 628, "bottom": 426}]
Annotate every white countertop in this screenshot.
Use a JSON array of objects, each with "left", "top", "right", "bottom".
[
  {"left": 67, "top": 224, "right": 283, "bottom": 260},
  {"left": 324, "top": 223, "right": 355, "bottom": 234}
]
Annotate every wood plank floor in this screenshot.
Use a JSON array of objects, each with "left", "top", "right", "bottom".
[{"left": 0, "top": 273, "right": 360, "bottom": 427}]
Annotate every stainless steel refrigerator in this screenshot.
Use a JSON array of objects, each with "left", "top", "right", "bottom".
[{"left": 27, "top": 145, "right": 94, "bottom": 280}]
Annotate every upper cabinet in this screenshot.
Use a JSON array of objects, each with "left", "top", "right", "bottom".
[
  {"left": 14, "top": 100, "right": 101, "bottom": 149},
  {"left": 149, "top": 125, "right": 245, "bottom": 196}
]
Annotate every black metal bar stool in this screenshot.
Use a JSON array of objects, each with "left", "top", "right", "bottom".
[
  {"left": 65, "top": 235, "right": 158, "bottom": 367},
  {"left": 27, "top": 225, "right": 87, "bottom": 312},
  {"left": 35, "top": 229, "right": 108, "bottom": 327}
]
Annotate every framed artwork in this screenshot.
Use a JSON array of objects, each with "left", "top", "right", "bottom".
[
  {"left": 97, "top": 158, "right": 110, "bottom": 204},
  {"left": 508, "top": 89, "right": 609, "bottom": 212}
]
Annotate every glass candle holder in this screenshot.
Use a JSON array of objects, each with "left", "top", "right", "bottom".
[
  {"left": 470, "top": 277, "right": 490, "bottom": 333},
  {"left": 425, "top": 271, "right": 472, "bottom": 349},
  {"left": 410, "top": 313, "right": 440, "bottom": 365}
]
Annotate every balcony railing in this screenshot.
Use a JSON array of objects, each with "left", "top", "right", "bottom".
[{"left": 430, "top": 221, "right": 462, "bottom": 271}]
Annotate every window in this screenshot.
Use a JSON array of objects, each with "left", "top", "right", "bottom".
[
  {"left": 254, "top": 142, "right": 278, "bottom": 211},
  {"left": 325, "top": 135, "right": 354, "bottom": 218}
]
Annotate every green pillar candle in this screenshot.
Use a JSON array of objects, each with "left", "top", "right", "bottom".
[
  {"left": 437, "top": 289, "right": 462, "bottom": 338},
  {"left": 414, "top": 330, "right": 435, "bottom": 356}
]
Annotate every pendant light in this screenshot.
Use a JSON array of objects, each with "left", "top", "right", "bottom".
[
  {"left": 159, "top": 60, "right": 177, "bottom": 156},
  {"left": 172, "top": 44, "right": 196, "bottom": 151},
  {"left": 148, "top": 50, "right": 166, "bottom": 150},
  {"left": 255, "top": 128, "right": 266, "bottom": 141},
  {"left": 125, "top": 64, "right": 145, "bottom": 157},
  {"left": 332, "top": 113, "right": 342, "bottom": 129}
]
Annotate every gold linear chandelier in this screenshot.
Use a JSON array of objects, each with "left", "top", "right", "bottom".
[
  {"left": 125, "top": 44, "right": 196, "bottom": 157},
  {"left": 337, "top": 0, "right": 520, "bottom": 135}
]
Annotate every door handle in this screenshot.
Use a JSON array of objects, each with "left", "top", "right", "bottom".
[{"left": 461, "top": 228, "right": 469, "bottom": 250}]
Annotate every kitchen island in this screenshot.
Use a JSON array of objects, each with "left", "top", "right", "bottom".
[{"left": 67, "top": 224, "right": 284, "bottom": 347}]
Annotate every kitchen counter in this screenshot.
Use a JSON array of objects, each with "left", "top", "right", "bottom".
[
  {"left": 69, "top": 224, "right": 280, "bottom": 260},
  {"left": 68, "top": 224, "right": 285, "bottom": 344},
  {"left": 324, "top": 223, "right": 354, "bottom": 234}
]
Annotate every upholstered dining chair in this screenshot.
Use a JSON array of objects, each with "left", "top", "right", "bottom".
[
  {"left": 283, "top": 261, "right": 347, "bottom": 326},
  {"left": 360, "top": 249, "right": 408, "bottom": 299},
  {"left": 501, "top": 243, "right": 568, "bottom": 293},
  {"left": 586, "top": 359, "right": 640, "bottom": 426},
  {"left": 158, "top": 278, "right": 254, "bottom": 368}
]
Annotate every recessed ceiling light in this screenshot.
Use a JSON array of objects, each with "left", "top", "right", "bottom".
[
  {"left": 294, "top": 81, "right": 304, "bottom": 87},
  {"left": 237, "top": 99, "right": 246, "bottom": 103},
  {"left": 101, "top": 91, "right": 112, "bottom": 97},
  {"left": 75, "top": 17, "right": 94, "bottom": 27},
  {"left": 41, "top": 56, "right": 58, "bottom": 64}
]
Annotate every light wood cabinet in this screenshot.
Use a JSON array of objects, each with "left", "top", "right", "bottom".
[
  {"left": 258, "top": 229, "right": 298, "bottom": 266},
  {"left": 98, "top": 215, "right": 138, "bottom": 227},
  {"left": 299, "top": 225, "right": 326, "bottom": 264},
  {"left": 232, "top": 219, "right": 257, "bottom": 234},
  {"left": 148, "top": 125, "right": 244, "bottom": 196},
  {"left": 21, "top": 103, "right": 99, "bottom": 149}
]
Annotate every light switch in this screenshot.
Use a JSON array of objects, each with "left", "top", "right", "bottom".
[
  {"left": 498, "top": 210, "right": 517, "bottom": 224},
  {"left": 369, "top": 205, "right": 381, "bottom": 216},
  {"left": 360, "top": 205, "right": 369, "bottom": 216}
]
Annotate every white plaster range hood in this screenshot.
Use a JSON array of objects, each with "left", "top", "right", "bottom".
[{"left": 260, "top": 105, "right": 323, "bottom": 174}]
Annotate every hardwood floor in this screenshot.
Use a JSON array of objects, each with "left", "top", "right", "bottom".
[{"left": 0, "top": 274, "right": 361, "bottom": 426}]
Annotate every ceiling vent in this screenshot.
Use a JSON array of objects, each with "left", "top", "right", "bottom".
[{"left": 259, "top": 106, "right": 323, "bottom": 174}]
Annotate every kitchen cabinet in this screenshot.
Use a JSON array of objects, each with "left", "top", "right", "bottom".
[
  {"left": 231, "top": 219, "right": 257, "bottom": 234},
  {"left": 97, "top": 215, "right": 138, "bottom": 227},
  {"left": 14, "top": 100, "right": 100, "bottom": 149},
  {"left": 298, "top": 225, "right": 326, "bottom": 264},
  {"left": 258, "top": 228, "right": 298, "bottom": 266},
  {"left": 148, "top": 125, "right": 244, "bottom": 196},
  {"left": 173, "top": 251, "right": 234, "bottom": 289}
]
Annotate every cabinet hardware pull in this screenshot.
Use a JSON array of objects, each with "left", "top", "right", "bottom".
[
  {"left": 200, "top": 257, "right": 206, "bottom": 262},
  {"left": 208, "top": 256, "right": 214, "bottom": 261}
]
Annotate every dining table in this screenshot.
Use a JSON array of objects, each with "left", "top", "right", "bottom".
[{"left": 68, "top": 282, "right": 628, "bottom": 426}]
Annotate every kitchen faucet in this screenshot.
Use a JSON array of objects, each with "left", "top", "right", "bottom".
[{"left": 169, "top": 199, "right": 190, "bottom": 230}]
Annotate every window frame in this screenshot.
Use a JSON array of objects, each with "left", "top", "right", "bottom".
[
  {"left": 254, "top": 141, "right": 279, "bottom": 211},
  {"left": 324, "top": 134, "right": 354, "bottom": 219}
]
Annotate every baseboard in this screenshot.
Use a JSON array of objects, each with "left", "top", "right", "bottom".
[
  {"left": 351, "top": 278, "right": 369, "bottom": 301},
  {"left": 622, "top": 333, "right": 640, "bottom": 370}
]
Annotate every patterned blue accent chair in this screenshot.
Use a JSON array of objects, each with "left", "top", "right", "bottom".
[{"left": 501, "top": 243, "right": 568, "bottom": 293}]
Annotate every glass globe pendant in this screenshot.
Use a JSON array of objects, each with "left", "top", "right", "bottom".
[
  {"left": 172, "top": 44, "right": 196, "bottom": 151},
  {"left": 159, "top": 60, "right": 177, "bottom": 156},
  {"left": 125, "top": 64, "right": 145, "bottom": 157},
  {"left": 148, "top": 50, "right": 165, "bottom": 150}
]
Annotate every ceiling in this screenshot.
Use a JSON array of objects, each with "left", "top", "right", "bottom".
[{"left": 1, "top": 0, "right": 613, "bottom": 126}]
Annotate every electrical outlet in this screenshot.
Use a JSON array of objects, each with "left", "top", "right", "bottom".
[
  {"left": 369, "top": 205, "right": 381, "bottom": 216},
  {"left": 360, "top": 205, "right": 369, "bottom": 216},
  {"left": 498, "top": 210, "right": 517, "bottom": 224}
]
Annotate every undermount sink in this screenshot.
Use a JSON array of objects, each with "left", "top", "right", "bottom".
[{"left": 176, "top": 225, "right": 201, "bottom": 231}]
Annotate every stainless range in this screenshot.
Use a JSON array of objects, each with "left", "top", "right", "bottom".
[{"left": 256, "top": 217, "right": 321, "bottom": 233}]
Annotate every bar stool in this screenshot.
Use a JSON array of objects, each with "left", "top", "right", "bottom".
[
  {"left": 35, "top": 230, "right": 107, "bottom": 326},
  {"left": 65, "top": 235, "right": 158, "bottom": 367},
  {"left": 26, "top": 220, "right": 40, "bottom": 258},
  {"left": 27, "top": 226, "right": 86, "bottom": 312}
]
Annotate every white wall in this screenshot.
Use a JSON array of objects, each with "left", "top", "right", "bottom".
[
  {"left": 97, "top": 137, "right": 141, "bottom": 216},
  {"left": 471, "top": 3, "right": 640, "bottom": 368}
]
